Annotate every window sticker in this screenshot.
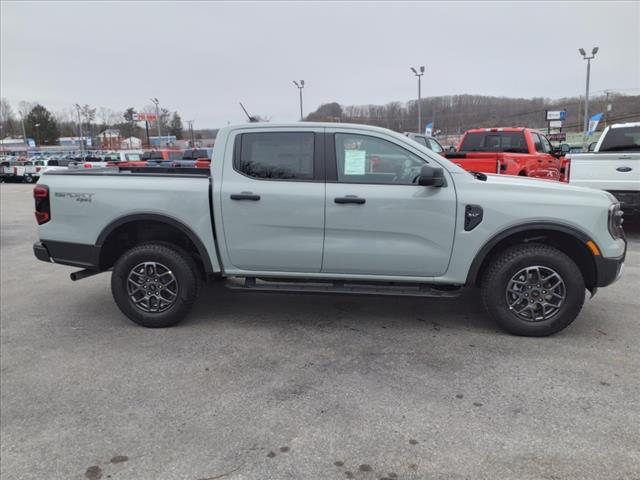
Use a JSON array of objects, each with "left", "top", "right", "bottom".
[{"left": 344, "top": 149, "right": 366, "bottom": 175}]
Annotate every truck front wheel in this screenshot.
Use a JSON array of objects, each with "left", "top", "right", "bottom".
[
  {"left": 480, "top": 243, "right": 585, "bottom": 336},
  {"left": 111, "top": 243, "right": 199, "bottom": 328}
]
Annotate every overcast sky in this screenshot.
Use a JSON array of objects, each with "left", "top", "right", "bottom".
[{"left": 1, "top": 1, "right": 639, "bottom": 128}]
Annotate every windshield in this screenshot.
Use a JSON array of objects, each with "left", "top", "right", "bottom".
[
  {"left": 459, "top": 131, "right": 529, "bottom": 154},
  {"left": 599, "top": 126, "right": 640, "bottom": 152}
]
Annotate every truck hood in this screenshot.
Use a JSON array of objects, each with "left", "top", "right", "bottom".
[{"left": 482, "top": 173, "right": 615, "bottom": 201}]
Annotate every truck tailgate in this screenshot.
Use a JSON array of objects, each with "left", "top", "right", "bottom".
[
  {"left": 569, "top": 153, "right": 640, "bottom": 191},
  {"left": 446, "top": 152, "right": 499, "bottom": 174}
]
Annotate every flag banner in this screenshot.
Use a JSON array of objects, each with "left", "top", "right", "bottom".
[{"left": 587, "top": 113, "right": 603, "bottom": 136}]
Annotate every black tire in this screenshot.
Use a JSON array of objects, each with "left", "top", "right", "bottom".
[
  {"left": 25, "top": 176, "right": 34, "bottom": 184},
  {"left": 111, "top": 243, "right": 199, "bottom": 328},
  {"left": 480, "top": 243, "right": 585, "bottom": 336}
]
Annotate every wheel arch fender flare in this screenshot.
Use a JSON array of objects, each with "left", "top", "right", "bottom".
[
  {"left": 96, "top": 213, "right": 214, "bottom": 273},
  {"left": 466, "top": 221, "right": 595, "bottom": 286}
]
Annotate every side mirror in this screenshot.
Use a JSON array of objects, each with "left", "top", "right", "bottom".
[
  {"left": 448, "top": 145, "right": 456, "bottom": 153},
  {"left": 588, "top": 142, "right": 597, "bottom": 152},
  {"left": 418, "top": 165, "right": 446, "bottom": 187},
  {"left": 560, "top": 143, "right": 570, "bottom": 154}
]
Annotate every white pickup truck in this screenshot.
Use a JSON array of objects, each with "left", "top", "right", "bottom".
[
  {"left": 567, "top": 122, "right": 640, "bottom": 215},
  {"left": 33, "top": 123, "right": 626, "bottom": 336}
]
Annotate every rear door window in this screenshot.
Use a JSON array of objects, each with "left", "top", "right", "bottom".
[
  {"left": 540, "top": 135, "right": 553, "bottom": 153},
  {"left": 531, "top": 133, "right": 544, "bottom": 152},
  {"left": 598, "top": 126, "right": 640, "bottom": 152},
  {"left": 428, "top": 138, "right": 444, "bottom": 153},
  {"left": 235, "top": 132, "right": 315, "bottom": 180},
  {"left": 413, "top": 136, "right": 428, "bottom": 147}
]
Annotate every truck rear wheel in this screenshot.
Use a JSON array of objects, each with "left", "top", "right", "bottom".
[
  {"left": 480, "top": 243, "right": 585, "bottom": 336},
  {"left": 111, "top": 243, "right": 199, "bottom": 328}
]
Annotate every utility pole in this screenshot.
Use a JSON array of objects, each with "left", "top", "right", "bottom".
[
  {"left": 579, "top": 47, "right": 598, "bottom": 146},
  {"left": 187, "top": 120, "right": 195, "bottom": 146},
  {"left": 144, "top": 120, "right": 150, "bottom": 148},
  {"left": 20, "top": 113, "right": 27, "bottom": 144},
  {"left": 74, "top": 103, "right": 84, "bottom": 151},
  {"left": 150, "top": 97, "right": 161, "bottom": 143},
  {"left": 410, "top": 66, "right": 425, "bottom": 133},
  {"left": 293, "top": 80, "right": 305, "bottom": 120}
]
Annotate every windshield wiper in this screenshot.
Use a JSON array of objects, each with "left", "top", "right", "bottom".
[{"left": 469, "top": 171, "right": 487, "bottom": 181}]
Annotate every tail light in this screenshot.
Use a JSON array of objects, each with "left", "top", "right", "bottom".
[
  {"left": 84, "top": 163, "right": 92, "bottom": 168},
  {"left": 561, "top": 158, "right": 571, "bottom": 183},
  {"left": 33, "top": 184, "right": 50, "bottom": 225}
]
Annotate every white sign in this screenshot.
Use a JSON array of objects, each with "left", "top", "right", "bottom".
[
  {"left": 343, "top": 149, "right": 366, "bottom": 175},
  {"left": 549, "top": 120, "right": 563, "bottom": 129},
  {"left": 546, "top": 110, "right": 566, "bottom": 121},
  {"left": 425, "top": 122, "right": 433, "bottom": 136}
]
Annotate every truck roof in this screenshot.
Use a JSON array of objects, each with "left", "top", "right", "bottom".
[
  {"left": 609, "top": 122, "right": 640, "bottom": 129},
  {"left": 222, "top": 122, "right": 402, "bottom": 134},
  {"left": 463, "top": 127, "right": 543, "bottom": 134}
]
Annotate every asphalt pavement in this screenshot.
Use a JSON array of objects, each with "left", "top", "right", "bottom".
[{"left": 1, "top": 183, "right": 639, "bottom": 480}]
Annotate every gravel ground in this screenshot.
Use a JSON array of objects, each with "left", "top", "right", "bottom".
[{"left": 1, "top": 183, "right": 639, "bottom": 480}]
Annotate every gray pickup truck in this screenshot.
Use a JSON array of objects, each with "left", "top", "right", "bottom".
[{"left": 33, "top": 123, "right": 626, "bottom": 336}]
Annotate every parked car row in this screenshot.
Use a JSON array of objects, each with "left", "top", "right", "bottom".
[{"left": 0, "top": 147, "right": 213, "bottom": 182}]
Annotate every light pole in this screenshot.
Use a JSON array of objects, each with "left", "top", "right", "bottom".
[
  {"left": 35, "top": 123, "right": 41, "bottom": 146},
  {"left": 579, "top": 47, "right": 598, "bottom": 145},
  {"left": 293, "top": 80, "right": 305, "bottom": 120},
  {"left": 411, "top": 66, "right": 425, "bottom": 133},
  {"left": 74, "top": 103, "right": 84, "bottom": 151},
  {"left": 150, "top": 97, "right": 161, "bottom": 142}
]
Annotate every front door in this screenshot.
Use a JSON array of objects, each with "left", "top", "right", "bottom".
[
  {"left": 322, "top": 131, "right": 457, "bottom": 277},
  {"left": 220, "top": 129, "right": 325, "bottom": 273}
]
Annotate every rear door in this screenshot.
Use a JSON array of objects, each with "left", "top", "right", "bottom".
[
  {"left": 322, "top": 130, "right": 456, "bottom": 277},
  {"left": 219, "top": 128, "right": 326, "bottom": 273}
]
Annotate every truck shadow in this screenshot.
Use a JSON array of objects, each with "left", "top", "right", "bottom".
[
  {"left": 188, "top": 282, "right": 500, "bottom": 334},
  {"left": 623, "top": 217, "right": 640, "bottom": 240}
]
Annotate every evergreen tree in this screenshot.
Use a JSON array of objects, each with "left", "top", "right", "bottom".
[{"left": 25, "top": 104, "right": 60, "bottom": 146}]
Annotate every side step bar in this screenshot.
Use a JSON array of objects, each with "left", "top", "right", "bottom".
[{"left": 225, "top": 277, "right": 462, "bottom": 298}]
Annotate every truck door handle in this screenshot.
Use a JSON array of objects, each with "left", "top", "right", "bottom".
[
  {"left": 616, "top": 166, "right": 633, "bottom": 172},
  {"left": 230, "top": 192, "right": 261, "bottom": 201},
  {"left": 334, "top": 196, "right": 366, "bottom": 205},
  {"left": 618, "top": 155, "right": 632, "bottom": 160}
]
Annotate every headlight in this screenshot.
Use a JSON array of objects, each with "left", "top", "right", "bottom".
[{"left": 608, "top": 203, "right": 624, "bottom": 239}]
